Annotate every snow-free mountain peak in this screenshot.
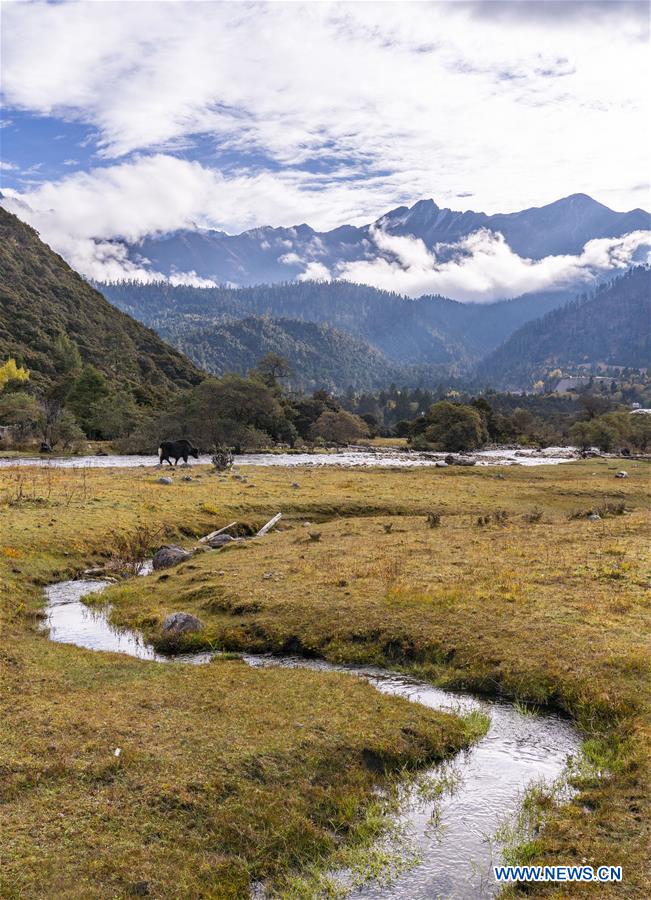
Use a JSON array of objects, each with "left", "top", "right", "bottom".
[{"left": 125, "top": 192, "right": 648, "bottom": 290}]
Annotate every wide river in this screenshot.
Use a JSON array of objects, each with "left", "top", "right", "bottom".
[{"left": 1, "top": 446, "right": 579, "bottom": 469}]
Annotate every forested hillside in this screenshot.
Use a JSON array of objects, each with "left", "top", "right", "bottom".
[
  {"left": 475, "top": 267, "right": 651, "bottom": 390},
  {"left": 0, "top": 209, "right": 202, "bottom": 400},
  {"left": 99, "top": 279, "right": 571, "bottom": 367},
  {"left": 164, "top": 316, "right": 404, "bottom": 392}
]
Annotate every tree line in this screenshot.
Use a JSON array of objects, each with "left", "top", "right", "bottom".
[{"left": 1, "top": 346, "right": 649, "bottom": 455}]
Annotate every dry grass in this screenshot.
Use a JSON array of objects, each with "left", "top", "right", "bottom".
[
  {"left": 0, "top": 463, "right": 485, "bottom": 899},
  {"left": 1, "top": 458, "right": 650, "bottom": 896},
  {"left": 1, "top": 641, "right": 475, "bottom": 899}
]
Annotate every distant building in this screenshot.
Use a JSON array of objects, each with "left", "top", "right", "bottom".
[{"left": 553, "top": 375, "right": 612, "bottom": 393}]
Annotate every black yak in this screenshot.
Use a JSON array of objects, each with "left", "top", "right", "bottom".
[{"left": 158, "top": 439, "right": 200, "bottom": 466}]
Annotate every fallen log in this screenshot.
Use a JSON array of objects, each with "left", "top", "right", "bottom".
[
  {"left": 199, "top": 521, "right": 237, "bottom": 544},
  {"left": 256, "top": 512, "right": 282, "bottom": 537}
]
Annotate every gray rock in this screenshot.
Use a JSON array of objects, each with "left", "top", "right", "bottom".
[
  {"left": 443, "top": 453, "right": 476, "bottom": 466},
  {"left": 587, "top": 513, "right": 601, "bottom": 521},
  {"left": 615, "top": 471, "right": 628, "bottom": 478},
  {"left": 206, "top": 533, "right": 236, "bottom": 549},
  {"left": 435, "top": 460, "right": 448, "bottom": 467},
  {"left": 161, "top": 612, "right": 204, "bottom": 635},
  {"left": 181, "top": 475, "right": 193, "bottom": 482},
  {"left": 157, "top": 476, "right": 174, "bottom": 485},
  {"left": 152, "top": 545, "right": 193, "bottom": 570}
]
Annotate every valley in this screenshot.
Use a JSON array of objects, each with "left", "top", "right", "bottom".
[
  {"left": 98, "top": 266, "right": 650, "bottom": 394},
  {"left": 2, "top": 2, "right": 650, "bottom": 896}
]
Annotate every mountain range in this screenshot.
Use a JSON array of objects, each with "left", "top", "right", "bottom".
[
  {"left": 99, "top": 269, "right": 651, "bottom": 394},
  {"left": 99, "top": 279, "right": 580, "bottom": 390},
  {"left": 3, "top": 191, "right": 649, "bottom": 397},
  {"left": 127, "top": 193, "right": 650, "bottom": 287},
  {"left": 164, "top": 316, "right": 406, "bottom": 393}
]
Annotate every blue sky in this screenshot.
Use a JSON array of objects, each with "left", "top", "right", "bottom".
[{"left": 1, "top": 0, "right": 649, "bottom": 285}]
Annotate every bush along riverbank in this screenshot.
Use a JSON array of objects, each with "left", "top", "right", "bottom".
[{"left": 2, "top": 458, "right": 649, "bottom": 896}]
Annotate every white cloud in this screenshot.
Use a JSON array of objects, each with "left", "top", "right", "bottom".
[
  {"left": 1, "top": 1, "right": 649, "bottom": 290},
  {"left": 0, "top": 152, "right": 406, "bottom": 241},
  {"left": 1, "top": 0, "right": 649, "bottom": 218},
  {"left": 168, "top": 271, "right": 217, "bottom": 289},
  {"left": 2, "top": 153, "right": 649, "bottom": 295},
  {"left": 0, "top": 153, "right": 428, "bottom": 278},
  {"left": 278, "top": 252, "right": 302, "bottom": 266},
  {"left": 333, "top": 227, "right": 651, "bottom": 302},
  {"left": 297, "top": 262, "right": 331, "bottom": 282}
]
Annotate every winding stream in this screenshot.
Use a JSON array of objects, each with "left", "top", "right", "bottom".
[{"left": 43, "top": 578, "right": 580, "bottom": 898}]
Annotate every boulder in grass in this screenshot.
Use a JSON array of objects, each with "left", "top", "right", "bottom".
[
  {"left": 161, "top": 612, "right": 204, "bottom": 635},
  {"left": 206, "top": 533, "right": 236, "bottom": 549},
  {"left": 152, "top": 545, "right": 192, "bottom": 570},
  {"left": 158, "top": 476, "right": 173, "bottom": 485},
  {"left": 615, "top": 471, "right": 628, "bottom": 479}
]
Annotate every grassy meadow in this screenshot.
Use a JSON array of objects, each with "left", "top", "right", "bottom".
[{"left": 1, "top": 458, "right": 649, "bottom": 897}]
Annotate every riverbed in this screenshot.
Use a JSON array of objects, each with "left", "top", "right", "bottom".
[{"left": 2, "top": 445, "right": 580, "bottom": 469}]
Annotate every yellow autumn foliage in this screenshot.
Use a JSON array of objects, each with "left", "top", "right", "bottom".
[{"left": 0, "top": 358, "right": 29, "bottom": 391}]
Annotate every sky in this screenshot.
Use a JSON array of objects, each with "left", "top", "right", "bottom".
[{"left": 1, "top": 0, "right": 650, "bottom": 290}]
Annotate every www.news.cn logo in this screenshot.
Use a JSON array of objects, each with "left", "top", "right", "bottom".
[{"left": 494, "top": 865, "right": 622, "bottom": 883}]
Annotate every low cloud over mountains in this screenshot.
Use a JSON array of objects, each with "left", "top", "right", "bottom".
[{"left": 2, "top": 188, "right": 649, "bottom": 303}]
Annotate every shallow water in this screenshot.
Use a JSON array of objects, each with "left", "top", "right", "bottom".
[
  {"left": 3, "top": 446, "right": 577, "bottom": 469},
  {"left": 43, "top": 578, "right": 580, "bottom": 898}
]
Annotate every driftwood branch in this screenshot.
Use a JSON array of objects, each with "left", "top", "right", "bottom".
[
  {"left": 256, "top": 512, "right": 282, "bottom": 537},
  {"left": 199, "top": 521, "right": 237, "bottom": 543},
  {"left": 200, "top": 513, "right": 282, "bottom": 546}
]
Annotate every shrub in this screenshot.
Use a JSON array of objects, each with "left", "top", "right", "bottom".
[
  {"left": 310, "top": 409, "right": 369, "bottom": 445},
  {"left": 211, "top": 445, "right": 234, "bottom": 471},
  {"left": 109, "top": 524, "right": 167, "bottom": 577},
  {"left": 423, "top": 402, "right": 488, "bottom": 452}
]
